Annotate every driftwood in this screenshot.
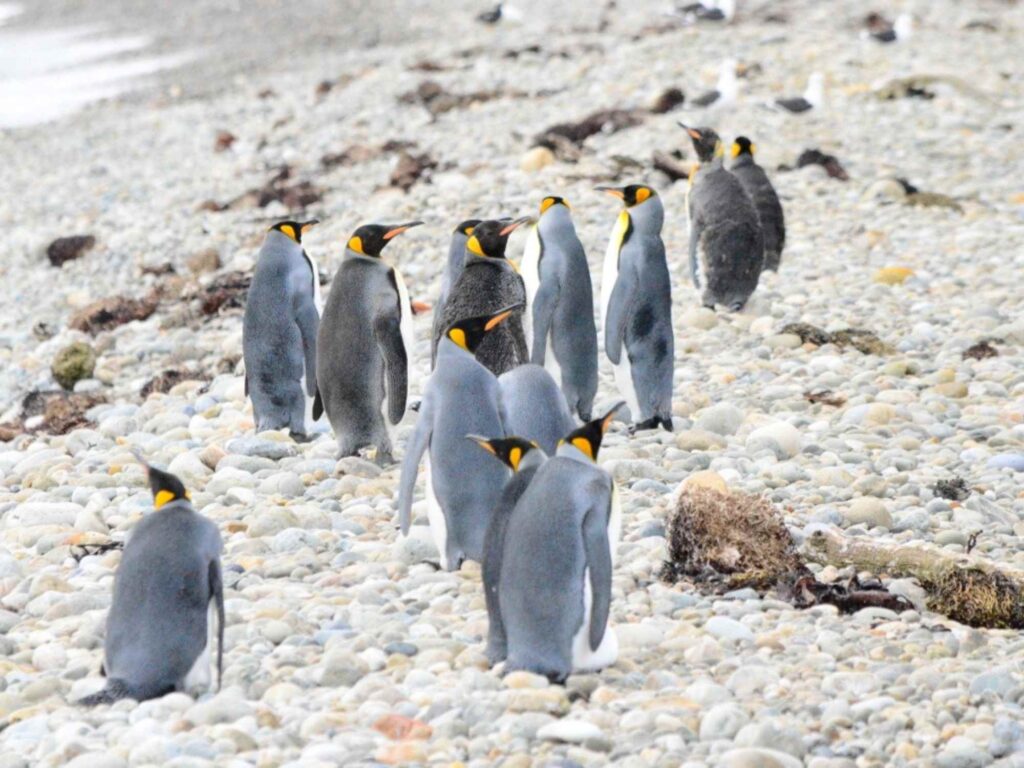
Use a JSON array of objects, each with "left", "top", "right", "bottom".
[
  {"left": 802, "top": 528, "right": 1024, "bottom": 629},
  {"left": 873, "top": 74, "right": 996, "bottom": 105}
]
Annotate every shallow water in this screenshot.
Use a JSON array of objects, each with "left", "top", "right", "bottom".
[{"left": 0, "top": 3, "right": 187, "bottom": 128}]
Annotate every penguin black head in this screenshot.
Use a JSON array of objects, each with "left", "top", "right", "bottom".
[
  {"left": 467, "top": 435, "right": 541, "bottom": 471},
  {"left": 596, "top": 185, "right": 657, "bottom": 208},
  {"left": 558, "top": 401, "right": 625, "bottom": 462},
  {"left": 539, "top": 196, "right": 570, "bottom": 215},
  {"left": 445, "top": 303, "right": 523, "bottom": 352},
  {"left": 466, "top": 217, "right": 531, "bottom": 259},
  {"left": 679, "top": 124, "right": 724, "bottom": 162},
  {"left": 347, "top": 221, "right": 423, "bottom": 257},
  {"left": 454, "top": 219, "right": 482, "bottom": 237},
  {"left": 136, "top": 457, "right": 191, "bottom": 509},
  {"left": 731, "top": 136, "right": 756, "bottom": 158},
  {"left": 270, "top": 219, "right": 319, "bottom": 243}
]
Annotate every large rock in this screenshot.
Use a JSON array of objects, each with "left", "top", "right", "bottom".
[
  {"left": 699, "top": 703, "right": 750, "bottom": 741},
  {"left": 843, "top": 498, "right": 892, "bottom": 529},
  {"left": 718, "top": 748, "right": 803, "bottom": 768},
  {"left": 695, "top": 403, "right": 745, "bottom": 436},
  {"left": 746, "top": 422, "right": 802, "bottom": 460}
]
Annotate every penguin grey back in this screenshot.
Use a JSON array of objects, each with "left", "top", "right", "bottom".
[
  {"left": 529, "top": 201, "right": 598, "bottom": 420},
  {"left": 729, "top": 138, "right": 785, "bottom": 271},
  {"left": 316, "top": 223, "right": 420, "bottom": 464},
  {"left": 242, "top": 225, "right": 319, "bottom": 438},
  {"left": 498, "top": 455, "right": 613, "bottom": 682},
  {"left": 498, "top": 364, "right": 574, "bottom": 455},
  {"left": 82, "top": 498, "right": 224, "bottom": 704},
  {"left": 684, "top": 126, "right": 764, "bottom": 310},
  {"left": 602, "top": 187, "right": 675, "bottom": 429},
  {"left": 398, "top": 339, "right": 509, "bottom": 570}
]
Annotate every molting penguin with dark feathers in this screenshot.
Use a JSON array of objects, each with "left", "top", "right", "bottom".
[
  {"left": 729, "top": 136, "right": 785, "bottom": 272},
  {"left": 432, "top": 219, "right": 481, "bottom": 364},
  {"left": 681, "top": 124, "right": 764, "bottom": 311},
  {"left": 79, "top": 458, "right": 224, "bottom": 705},
  {"left": 433, "top": 218, "right": 531, "bottom": 375},
  {"left": 314, "top": 221, "right": 422, "bottom": 465}
]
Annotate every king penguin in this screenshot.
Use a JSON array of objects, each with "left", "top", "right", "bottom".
[
  {"left": 242, "top": 219, "right": 321, "bottom": 440},
  {"left": 498, "top": 364, "right": 575, "bottom": 455},
  {"left": 79, "top": 459, "right": 224, "bottom": 705},
  {"left": 431, "top": 219, "right": 481, "bottom": 364},
  {"left": 598, "top": 184, "right": 675, "bottom": 433},
  {"left": 681, "top": 125, "right": 764, "bottom": 311},
  {"left": 496, "top": 404, "right": 623, "bottom": 682},
  {"left": 468, "top": 436, "right": 547, "bottom": 665},
  {"left": 432, "top": 218, "right": 530, "bottom": 375},
  {"left": 729, "top": 136, "right": 785, "bottom": 272},
  {"left": 398, "top": 305, "right": 522, "bottom": 571},
  {"left": 520, "top": 196, "right": 598, "bottom": 421},
  {"left": 314, "top": 221, "right": 422, "bottom": 464}
]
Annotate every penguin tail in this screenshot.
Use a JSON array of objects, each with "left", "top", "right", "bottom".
[{"left": 77, "top": 678, "right": 136, "bottom": 706}]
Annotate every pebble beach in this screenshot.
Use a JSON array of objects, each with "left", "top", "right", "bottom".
[{"left": 2, "top": 0, "right": 1024, "bottom": 766}]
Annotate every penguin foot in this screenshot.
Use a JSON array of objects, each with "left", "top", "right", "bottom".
[
  {"left": 659, "top": 416, "right": 674, "bottom": 433},
  {"left": 290, "top": 431, "right": 312, "bottom": 444},
  {"left": 629, "top": 417, "right": 663, "bottom": 434},
  {"left": 409, "top": 400, "right": 422, "bottom": 412},
  {"left": 423, "top": 560, "right": 444, "bottom": 571}
]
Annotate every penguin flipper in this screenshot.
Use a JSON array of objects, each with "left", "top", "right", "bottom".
[
  {"left": 582, "top": 484, "right": 614, "bottom": 653},
  {"left": 604, "top": 265, "right": 638, "bottom": 366},
  {"left": 312, "top": 389, "right": 323, "bottom": 421},
  {"left": 397, "top": 398, "right": 433, "bottom": 535},
  {"left": 529, "top": 278, "right": 560, "bottom": 365},
  {"left": 374, "top": 314, "right": 409, "bottom": 424},
  {"left": 209, "top": 559, "right": 225, "bottom": 692},
  {"left": 295, "top": 295, "right": 320, "bottom": 397}
]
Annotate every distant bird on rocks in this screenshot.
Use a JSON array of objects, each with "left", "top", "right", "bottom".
[
  {"left": 477, "top": 3, "right": 503, "bottom": 23},
  {"left": 689, "top": 59, "right": 739, "bottom": 109},
  {"left": 729, "top": 137, "right": 785, "bottom": 272},
  {"left": 772, "top": 72, "right": 824, "bottom": 114},
  {"left": 681, "top": 124, "right": 764, "bottom": 311},
  {"left": 676, "top": 0, "right": 736, "bottom": 23},
  {"left": 863, "top": 12, "right": 912, "bottom": 43}
]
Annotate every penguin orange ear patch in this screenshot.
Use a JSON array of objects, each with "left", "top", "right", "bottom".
[
  {"left": 448, "top": 328, "right": 468, "bottom": 349},
  {"left": 540, "top": 197, "right": 556, "bottom": 214},
  {"left": 730, "top": 142, "right": 741, "bottom": 158},
  {"left": 154, "top": 490, "right": 176, "bottom": 509},
  {"left": 348, "top": 236, "right": 364, "bottom": 254},
  {"left": 280, "top": 225, "right": 297, "bottom": 241},
  {"left": 635, "top": 187, "right": 651, "bottom": 204},
  {"left": 466, "top": 235, "right": 484, "bottom": 256},
  {"left": 713, "top": 141, "right": 725, "bottom": 159},
  {"left": 571, "top": 437, "right": 595, "bottom": 460}
]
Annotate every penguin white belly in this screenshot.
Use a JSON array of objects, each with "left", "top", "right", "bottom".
[
  {"left": 305, "top": 250, "right": 324, "bottom": 316},
  {"left": 543, "top": 332, "right": 562, "bottom": 390},
  {"left": 600, "top": 215, "right": 628, "bottom": 328},
  {"left": 608, "top": 482, "right": 622, "bottom": 566},
  {"left": 183, "top": 601, "right": 216, "bottom": 693},
  {"left": 520, "top": 227, "right": 541, "bottom": 346},
  {"left": 424, "top": 456, "right": 449, "bottom": 571},
  {"left": 572, "top": 568, "right": 619, "bottom": 672},
  {"left": 612, "top": 352, "right": 641, "bottom": 423}
]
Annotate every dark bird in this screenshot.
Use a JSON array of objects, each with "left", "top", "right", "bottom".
[
  {"left": 477, "top": 3, "right": 503, "bottom": 23},
  {"left": 677, "top": 0, "right": 735, "bottom": 22},
  {"left": 729, "top": 137, "right": 785, "bottom": 272},
  {"left": 863, "top": 12, "right": 912, "bottom": 43},
  {"left": 690, "top": 59, "right": 738, "bottom": 108},
  {"left": 773, "top": 72, "right": 824, "bottom": 114}
]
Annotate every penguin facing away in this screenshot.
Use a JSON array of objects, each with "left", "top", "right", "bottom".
[
  {"left": 599, "top": 184, "right": 675, "bottom": 433},
  {"left": 681, "top": 124, "right": 764, "bottom": 311},
  {"left": 242, "top": 219, "right": 321, "bottom": 440},
  {"left": 314, "top": 221, "right": 422, "bottom": 465},
  {"left": 398, "top": 305, "right": 522, "bottom": 571},
  {"left": 729, "top": 136, "right": 785, "bottom": 272},
  {"left": 498, "top": 364, "right": 575, "bottom": 455},
  {"left": 521, "top": 196, "right": 599, "bottom": 421},
  {"left": 468, "top": 436, "right": 547, "bottom": 665},
  {"left": 431, "top": 219, "right": 482, "bottom": 364},
  {"left": 497, "top": 403, "right": 623, "bottom": 683},
  {"left": 433, "top": 218, "right": 530, "bottom": 375},
  {"left": 79, "top": 460, "right": 224, "bottom": 705}
]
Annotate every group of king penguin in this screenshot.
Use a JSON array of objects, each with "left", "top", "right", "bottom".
[{"left": 79, "top": 124, "right": 786, "bottom": 702}]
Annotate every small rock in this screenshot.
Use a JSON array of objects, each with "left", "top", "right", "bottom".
[
  {"left": 536, "top": 720, "right": 604, "bottom": 744},
  {"left": 520, "top": 146, "right": 555, "bottom": 172},
  {"left": 695, "top": 403, "right": 744, "bottom": 435},
  {"left": 319, "top": 649, "right": 369, "bottom": 686},
  {"left": 699, "top": 703, "right": 750, "bottom": 741},
  {"left": 986, "top": 454, "right": 1024, "bottom": 472},
  {"left": 746, "top": 422, "right": 802, "bottom": 459},
  {"left": 843, "top": 498, "right": 893, "bottom": 529},
  {"left": 47, "top": 235, "right": 96, "bottom": 267},
  {"left": 705, "top": 616, "right": 753, "bottom": 643},
  {"left": 873, "top": 266, "right": 915, "bottom": 285},
  {"left": 52, "top": 342, "right": 97, "bottom": 390},
  {"left": 718, "top": 748, "right": 803, "bottom": 768},
  {"left": 187, "top": 249, "right": 221, "bottom": 275}
]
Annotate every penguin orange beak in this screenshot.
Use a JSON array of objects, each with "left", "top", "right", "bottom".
[
  {"left": 595, "top": 186, "right": 625, "bottom": 200},
  {"left": 499, "top": 217, "right": 532, "bottom": 236},
  {"left": 300, "top": 219, "right": 320, "bottom": 234},
  {"left": 677, "top": 121, "right": 702, "bottom": 140},
  {"left": 465, "top": 435, "right": 497, "bottom": 454},
  {"left": 601, "top": 401, "right": 626, "bottom": 433},
  {"left": 484, "top": 302, "right": 524, "bottom": 331},
  {"left": 383, "top": 221, "right": 424, "bottom": 240}
]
